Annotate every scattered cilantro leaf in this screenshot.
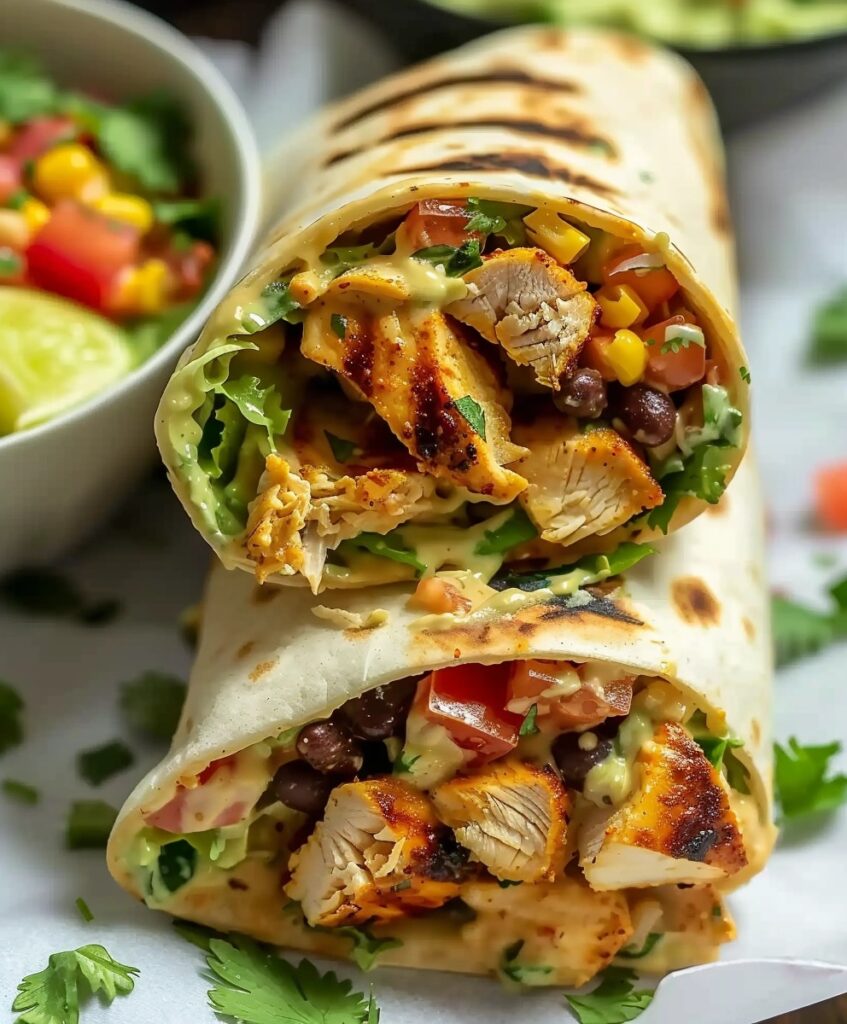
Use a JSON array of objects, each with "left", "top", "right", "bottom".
[
  {"left": 0, "top": 679, "right": 24, "bottom": 756},
  {"left": 771, "top": 578, "right": 847, "bottom": 668},
  {"left": 75, "top": 898, "right": 94, "bottom": 924},
  {"left": 2, "top": 778, "right": 39, "bottom": 805},
  {"left": 205, "top": 935, "right": 376, "bottom": 1024},
  {"left": 499, "top": 939, "right": 552, "bottom": 985},
  {"left": 617, "top": 933, "right": 661, "bottom": 960},
  {"left": 466, "top": 198, "right": 532, "bottom": 245},
  {"left": 330, "top": 313, "right": 347, "bottom": 339},
  {"left": 158, "top": 840, "right": 197, "bottom": 892},
  {"left": 152, "top": 197, "right": 219, "bottom": 241},
  {"left": 12, "top": 944, "right": 138, "bottom": 1024},
  {"left": 325, "top": 431, "right": 358, "bottom": 463},
  {"left": 413, "top": 239, "right": 483, "bottom": 276},
  {"left": 565, "top": 966, "right": 654, "bottom": 1023},
  {"left": 242, "top": 281, "right": 303, "bottom": 333},
  {"left": 335, "top": 926, "right": 402, "bottom": 972},
  {"left": 694, "top": 734, "right": 744, "bottom": 769},
  {"left": 648, "top": 444, "right": 733, "bottom": 533},
  {"left": 808, "top": 286, "right": 847, "bottom": 365},
  {"left": 0, "top": 51, "right": 59, "bottom": 122},
  {"left": 740, "top": 366, "right": 751, "bottom": 383},
  {"left": 120, "top": 671, "right": 186, "bottom": 741},
  {"left": 490, "top": 541, "right": 654, "bottom": 593},
  {"left": 519, "top": 704, "right": 539, "bottom": 737},
  {"left": 774, "top": 737, "right": 847, "bottom": 821},
  {"left": 393, "top": 750, "right": 420, "bottom": 775},
  {"left": 220, "top": 375, "right": 291, "bottom": 451},
  {"left": 66, "top": 801, "right": 118, "bottom": 850},
  {"left": 173, "top": 919, "right": 225, "bottom": 952},
  {"left": 343, "top": 532, "right": 426, "bottom": 575},
  {"left": 452, "top": 394, "right": 486, "bottom": 439},
  {"left": 474, "top": 505, "right": 537, "bottom": 556},
  {"left": 0, "top": 568, "right": 121, "bottom": 625},
  {"left": 77, "top": 741, "right": 134, "bottom": 787}
]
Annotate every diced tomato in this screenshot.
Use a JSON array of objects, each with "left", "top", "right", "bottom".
[
  {"left": 580, "top": 332, "right": 616, "bottom": 380},
  {"left": 549, "top": 677, "right": 633, "bottom": 730},
  {"left": 145, "top": 756, "right": 241, "bottom": 834},
  {"left": 27, "top": 200, "right": 139, "bottom": 310},
  {"left": 0, "top": 156, "right": 22, "bottom": 205},
  {"left": 401, "top": 198, "right": 480, "bottom": 250},
  {"left": 417, "top": 663, "right": 522, "bottom": 763},
  {"left": 197, "top": 755, "right": 236, "bottom": 785},
  {"left": 9, "top": 116, "right": 77, "bottom": 163},
  {"left": 641, "top": 314, "right": 706, "bottom": 391},
  {"left": 603, "top": 244, "right": 679, "bottom": 312},
  {"left": 507, "top": 660, "right": 579, "bottom": 703},
  {"left": 815, "top": 463, "right": 847, "bottom": 532},
  {"left": 166, "top": 239, "right": 215, "bottom": 300}
]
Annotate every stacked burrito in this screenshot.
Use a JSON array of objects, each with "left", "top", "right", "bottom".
[{"left": 108, "top": 27, "right": 775, "bottom": 988}]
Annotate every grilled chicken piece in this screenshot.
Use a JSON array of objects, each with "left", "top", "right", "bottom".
[
  {"left": 461, "top": 877, "right": 633, "bottom": 988},
  {"left": 244, "top": 454, "right": 311, "bottom": 583},
  {"left": 302, "top": 286, "right": 527, "bottom": 501},
  {"left": 447, "top": 248, "right": 596, "bottom": 389},
  {"left": 513, "top": 418, "right": 663, "bottom": 546},
  {"left": 284, "top": 778, "right": 464, "bottom": 927},
  {"left": 432, "top": 760, "right": 569, "bottom": 883},
  {"left": 579, "top": 721, "right": 747, "bottom": 890}
]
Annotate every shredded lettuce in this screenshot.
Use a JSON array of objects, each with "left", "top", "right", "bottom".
[
  {"left": 489, "top": 541, "right": 655, "bottom": 593},
  {"left": 465, "top": 197, "right": 533, "bottom": 246}
]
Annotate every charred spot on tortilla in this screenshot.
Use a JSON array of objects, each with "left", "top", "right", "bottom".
[
  {"left": 671, "top": 577, "right": 721, "bottom": 627},
  {"left": 399, "top": 153, "right": 619, "bottom": 196},
  {"left": 248, "top": 658, "right": 278, "bottom": 683},
  {"left": 540, "top": 593, "right": 643, "bottom": 627},
  {"left": 252, "top": 585, "right": 280, "bottom": 605},
  {"left": 333, "top": 69, "right": 581, "bottom": 131},
  {"left": 228, "top": 878, "right": 249, "bottom": 891},
  {"left": 742, "top": 616, "right": 756, "bottom": 642},
  {"left": 751, "top": 719, "right": 761, "bottom": 746},
  {"left": 325, "top": 120, "right": 618, "bottom": 168},
  {"left": 236, "top": 641, "right": 255, "bottom": 661}
]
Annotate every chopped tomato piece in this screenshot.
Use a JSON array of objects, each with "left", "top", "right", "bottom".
[
  {"left": 580, "top": 332, "right": 616, "bottom": 380},
  {"left": 166, "top": 239, "right": 215, "bottom": 300},
  {"left": 27, "top": 200, "right": 140, "bottom": 311},
  {"left": 197, "top": 755, "right": 237, "bottom": 785},
  {"left": 402, "top": 198, "right": 479, "bottom": 250},
  {"left": 816, "top": 463, "right": 847, "bottom": 532},
  {"left": 642, "top": 314, "right": 706, "bottom": 391},
  {"left": 145, "top": 793, "right": 185, "bottom": 833},
  {"left": 549, "top": 677, "right": 633, "bottom": 730},
  {"left": 417, "top": 663, "right": 522, "bottom": 763},
  {"left": 507, "top": 660, "right": 580, "bottom": 703},
  {"left": 10, "top": 116, "right": 76, "bottom": 163},
  {"left": 0, "top": 156, "right": 22, "bottom": 204},
  {"left": 603, "top": 244, "right": 679, "bottom": 312}
]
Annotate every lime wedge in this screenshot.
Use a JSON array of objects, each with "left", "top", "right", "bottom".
[{"left": 0, "top": 287, "right": 133, "bottom": 434}]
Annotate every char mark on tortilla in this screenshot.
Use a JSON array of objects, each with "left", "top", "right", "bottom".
[
  {"left": 325, "top": 119, "right": 616, "bottom": 167},
  {"left": 397, "top": 153, "right": 619, "bottom": 196},
  {"left": 333, "top": 69, "right": 580, "bottom": 131},
  {"left": 540, "top": 593, "right": 643, "bottom": 626}
]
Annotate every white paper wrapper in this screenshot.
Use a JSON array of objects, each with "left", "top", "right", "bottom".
[{"left": 1, "top": 6, "right": 846, "bottom": 1022}]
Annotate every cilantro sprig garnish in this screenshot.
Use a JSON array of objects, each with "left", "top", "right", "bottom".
[
  {"left": 451, "top": 394, "right": 486, "bottom": 438},
  {"left": 808, "top": 285, "right": 847, "bottom": 365},
  {"left": 334, "top": 926, "right": 402, "bottom": 972},
  {"left": 0, "top": 568, "right": 121, "bottom": 625},
  {"left": 565, "top": 966, "right": 654, "bottom": 1023},
  {"left": 12, "top": 944, "right": 138, "bottom": 1024},
  {"left": 2, "top": 778, "right": 39, "bottom": 805},
  {"left": 499, "top": 939, "right": 552, "bottom": 986},
  {"left": 66, "top": 800, "right": 118, "bottom": 850},
  {"left": 77, "top": 740, "right": 135, "bottom": 786},
  {"left": 775, "top": 737, "right": 847, "bottom": 821},
  {"left": 0, "top": 679, "right": 24, "bottom": 756},
  {"left": 771, "top": 575, "right": 847, "bottom": 668},
  {"left": 120, "top": 671, "right": 186, "bottom": 742}
]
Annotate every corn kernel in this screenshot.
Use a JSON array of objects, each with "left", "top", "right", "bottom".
[
  {"left": 605, "top": 329, "right": 648, "bottom": 387},
  {"left": 0, "top": 209, "right": 30, "bottom": 249},
  {"left": 116, "top": 259, "right": 170, "bottom": 315},
  {"left": 93, "top": 193, "right": 154, "bottom": 234},
  {"left": 596, "top": 284, "right": 648, "bottom": 329},
  {"left": 21, "top": 197, "right": 50, "bottom": 235},
  {"left": 524, "top": 208, "right": 590, "bottom": 265},
  {"left": 33, "top": 143, "right": 109, "bottom": 203}
]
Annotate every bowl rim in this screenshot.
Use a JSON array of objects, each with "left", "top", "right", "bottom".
[{"left": 0, "top": 0, "right": 262, "bottom": 455}]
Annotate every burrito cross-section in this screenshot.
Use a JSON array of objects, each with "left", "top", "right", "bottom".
[{"left": 156, "top": 27, "right": 749, "bottom": 593}]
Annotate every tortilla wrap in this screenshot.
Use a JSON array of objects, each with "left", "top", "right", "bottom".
[
  {"left": 108, "top": 455, "right": 774, "bottom": 986},
  {"left": 156, "top": 26, "right": 749, "bottom": 593}
]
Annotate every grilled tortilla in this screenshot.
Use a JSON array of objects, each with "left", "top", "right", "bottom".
[
  {"left": 156, "top": 27, "right": 749, "bottom": 593},
  {"left": 108, "top": 457, "right": 774, "bottom": 987}
]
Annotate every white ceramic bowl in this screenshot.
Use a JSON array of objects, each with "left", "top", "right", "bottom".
[{"left": 0, "top": 0, "right": 261, "bottom": 571}]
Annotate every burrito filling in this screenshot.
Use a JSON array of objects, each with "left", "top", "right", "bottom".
[
  {"left": 122, "top": 662, "right": 754, "bottom": 986},
  {"left": 166, "top": 198, "right": 743, "bottom": 591}
]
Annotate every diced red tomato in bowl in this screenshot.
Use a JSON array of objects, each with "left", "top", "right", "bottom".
[{"left": 8, "top": 116, "right": 77, "bottom": 163}]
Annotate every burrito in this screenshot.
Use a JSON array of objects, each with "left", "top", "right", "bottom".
[
  {"left": 107, "top": 457, "right": 774, "bottom": 987},
  {"left": 156, "top": 27, "right": 749, "bottom": 593}
]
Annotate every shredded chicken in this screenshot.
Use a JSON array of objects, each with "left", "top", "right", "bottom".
[
  {"left": 244, "top": 455, "right": 310, "bottom": 583},
  {"left": 447, "top": 248, "right": 596, "bottom": 389},
  {"left": 284, "top": 778, "right": 463, "bottom": 927},
  {"left": 579, "top": 721, "right": 748, "bottom": 890},
  {"left": 513, "top": 418, "right": 663, "bottom": 546},
  {"left": 433, "top": 759, "right": 569, "bottom": 883},
  {"left": 302, "top": 287, "right": 527, "bottom": 501}
]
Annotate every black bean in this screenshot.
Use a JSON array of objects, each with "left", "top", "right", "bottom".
[
  {"left": 358, "top": 740, "right": 393, "bottom": 778},
  {"left": 554, "top": 368, "right": 608, "bottom": 419},
  {"left": 338, "top": 678, "right": 417, "bottom": 741},
  {"left": 616, "top": 384, "right": 676, "bottom": 446},
  {"left": 270, "top": 761, "right": 335, "bottom": 815},
  {"left": 552, "top": 732, "right": 615, "bottom": 788},
  {"left": 296, "top": 720, "right": 363, "bottom": 775}
]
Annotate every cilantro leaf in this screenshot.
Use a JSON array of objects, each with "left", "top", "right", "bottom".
[
  {"left": 648, "top": 444, "right": 733, "bottom": 533},
  {"left": 565, "top": 967, "right": 654, "bottom": 1023},
  {"left": 475, "top": 505, "right": 537, "bottom": 555},
  {"left": 13, "top": 944, "right": 138, "bottom": 1024},
  {"left": 499, "top": 939, "right": 552, "bottom": 986},
  {"left": 241, "top": 281, "right": 302, "bottom": 333},
  {"left": 2, "top": 778, "right": 39, "bottom": 805},
  {"left": 77, "top": 740, "right": 134, "bottom": 787},
  {"left": 325, "top": 431, "right": 358, "bottom": 463},
  {"left": 66, "top": 801, "right": 118, "bottom": 850},
  {"left": 413, "top": 240, "right": 483, "bottom": 277},
  {"left": 694, "top": 734, "right": 744, "bottom": 769},
  {"left": 774, "top": 737, "right": 847, "bottom": 820},
  {"left": 335, "top": 926, "right": 402, "bottom": 972},
  {"left": 809, "top": 286, "right": 847, "bottom": 364},
  {"left": 452, "top": 394, "right": 486, "bottom": 438},
  {"left": 97, "top": 90, "right": 191, "bottom": 194},
  {"left": 519, "top": 704, "right": 539, "bottom": 737},
  {"left": 393, "top": 750, "right": 421, "bottom": 775},
  {"left": 466, "top": 198, "right": 532, "bottom": 246},
  {"left": 158, "top": 840, "right": 197, "bottom": 892},
  {"left": 120, "top": 671, "right": 186, "bottom": 741},
  {"left": 152, "top": 197, "right": 219, "bottom": 241},
  {"left": 0, "top": 679, "right": 24, "bottom": 756},
  {"left": 0, "top": 51, "right": 59, "bottom": 122},
  {"left": 330, "top": 313, "right": 347, "bottom": 340},
  {"left": 321, "top": 242, "right": 385, "bottom": 277},
  {"left": 0, "top": 568, "right": 121, "bottom": 625},
  {"left": 206, "top": 935, "right": 375, "bottom": 1024},
  {"left": 75, "top": 898, "right": 94, "bottom": 924},
  {"left": 617, "top": 933, "right": 662, "bottom": 960},
  {"left": 220, "top": 375, "right": 291, "bottom": 451},
  {"left": 771, "top": 578, "right": 847, "bottom": 668},
  {"left": 343, "top": 532, "right": 425, "bottom": 575},
  {"left": 740, "top": 366, "right": 751, "bottom": 383}
]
